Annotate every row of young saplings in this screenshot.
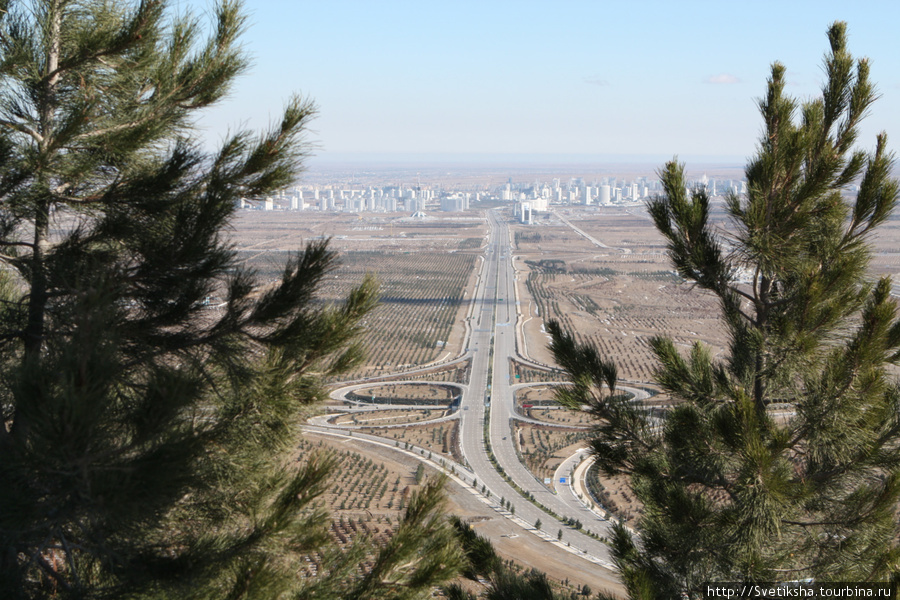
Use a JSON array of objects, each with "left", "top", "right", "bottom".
[
  {"left": 298, "top": 441, "right": 416, "bottom": 515},
  {"left": 324, "top": 251, "right": 476, "bottom": 375},
  {"left": 584, "top": 462, "right": 641, "bottom": 523},
  {"left": 357, "top": 422, "right": 458, "bottom": 460},
  {"left": 511, "top": 360, "right": 568, "bottom": 384},
  {"left": 516, "top": 425, "right": 595, "bottom": 481},
  {"left": 295, "top": 439, "right": 426, "bottom": 577}
]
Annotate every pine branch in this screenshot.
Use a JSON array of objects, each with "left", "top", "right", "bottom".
[{"left": 0, "top": 117, "right": 41, "bottom": 142}]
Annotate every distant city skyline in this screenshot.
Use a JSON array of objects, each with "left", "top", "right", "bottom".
[{"left": 184, "top": 1, "right": 900, "bottom": 164}]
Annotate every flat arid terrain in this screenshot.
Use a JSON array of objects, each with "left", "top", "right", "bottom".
[
  {"left": 301, "top": 431, "right": 623, "bottom": 596},
  {"left": 232, "top": 210, "right": 484, "bottom": 378},
  {"left": 230, "top": 197, "right": 900, "bottom": 595},
  {"left": 513, "top": 203, "right": 900, "bottom": 375},
  {"left": 513, "top": 206, "right": 728, "bottom": 379}
]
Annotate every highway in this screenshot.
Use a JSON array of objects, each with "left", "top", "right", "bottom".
[
  {"left": 456, "top": 209, "right": 616, "bottom": 567},
  {"left": 310, "top": 208, "right": 624, "bottom": 581}
]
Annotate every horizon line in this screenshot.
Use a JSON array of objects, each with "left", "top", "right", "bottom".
[{"left": 307, "top": 152, "right": 749, "bottom": 168}]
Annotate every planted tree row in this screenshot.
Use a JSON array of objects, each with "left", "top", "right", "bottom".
[
  {"left": 318, "top": 251, "right": 477, "bottom": 376},
  {"left": 514, "top": 424, "right": 594, "bottom": 481},
  {"left": 358, "top": 421, "right": 463, "bottom": 463},
  {"left": 521, "top": 259, "right": 728, "bottom": 380}
]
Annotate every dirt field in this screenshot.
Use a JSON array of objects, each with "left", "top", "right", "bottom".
[
  {"left": 231, "top": 210, "right": 484, "bottom": 377},
  {"left": 293, "top": 435, "right": 418, "bottom": 578},
  {"left": 348, "top": 382, "right": 459, "bottom": 403},
  {"left": 525, "top": 406, "right": 594, "bottom": 427},
  {"left": 514, "top": 386, "right": 594, "bottom": 427},
  {"left": 514, "top": 203, "right": 900, "bottom": 383},
  {"left": 509, "top": 359, "right": 568, "bottom": 384},
  {"left": 237, "top": 197, "right": 900, "bottom": 593},
  {"left": 356, "top": 421, "right": 463, "bottom": 463},
  {"left": 514, "top": 206, "right": 729, "bottom": 381},
  {"left": 585, "top": 463, "right": 644, "bottom": 525},
  {"left": 329, "top": 408, "right": 451, "bottom": 426},
  {"left": 227, "top": 204, "right": 740, "bottom": 385},
  {"left": 514, "top": 423, "right": 593, "bottom": 482},
  {"left": 302, "top": 430, "right": 624, "bottom": 597}
]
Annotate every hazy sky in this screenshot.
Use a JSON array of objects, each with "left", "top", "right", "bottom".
[{"left": 184, "top": 1, "right": 900, "bottom": 164}]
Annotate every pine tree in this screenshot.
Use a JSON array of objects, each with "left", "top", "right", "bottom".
[
  {"left": 0, "top": 1, "right": 462, "bottom": 598},
  {"left": 550, "top": 22, "right": 900, "bottom": 596}
]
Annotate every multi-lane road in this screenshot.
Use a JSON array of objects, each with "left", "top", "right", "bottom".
[
  {"left": 314, "top": 208, "right": 625, "bottom": 582},
  {"left": 456, "top": 210, "right": 617, "bottom": 565}
]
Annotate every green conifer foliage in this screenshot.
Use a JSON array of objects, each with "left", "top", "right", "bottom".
[
  {"left": 550, "top": 22, "right": 900, "bottom": 596},
  {"left": 0, "top": 1, "right": 462, "bottom": 598}
]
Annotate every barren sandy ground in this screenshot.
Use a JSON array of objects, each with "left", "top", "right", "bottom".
[
  {"left": 304, "top": 431, "right": 624, "bottom": 597},
  {"left": 247, "top": 200, "right": 900, "bottom": 592},
  {"left": 513, "top": 207, "right": 730, "bottom": 379}
]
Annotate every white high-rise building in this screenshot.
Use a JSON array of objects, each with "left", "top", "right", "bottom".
[
  {"left": 599, "top": 185, "right": 611, "bottom": 205},
  {"left": 521, "top": 202, "right": 532, "bottom": 224},
  {"left": 441, "top": 196, "right": 465, "bottom": 212},
  {"left": 531, "top": 197, "right": 548, "bottom": 212}
]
